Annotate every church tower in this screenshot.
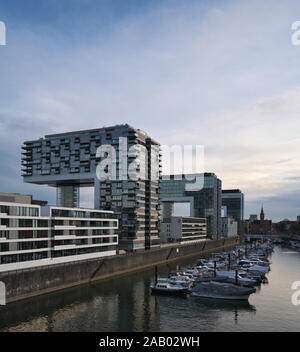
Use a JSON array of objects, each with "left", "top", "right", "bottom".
[{"left": 260, "top": 206, "right": 265, "bottom": 221}]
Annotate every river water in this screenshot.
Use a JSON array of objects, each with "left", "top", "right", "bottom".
[{"left": 0, "top": 246, "right": 299, "bottom": 332}]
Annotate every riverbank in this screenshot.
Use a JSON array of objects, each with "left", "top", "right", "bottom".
[{"left": 0, "top": 237, "right": 241, "bottom": 303}]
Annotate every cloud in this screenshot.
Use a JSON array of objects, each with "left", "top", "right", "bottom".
[
  {"left": 0, "top": 0, "right": 300, "bottom": 219},
  {"left": 246, "top": 189, "right": 300, "bottom": 221},
  {"left": 285, "top": 176, "right": 300, "bottom": 181},
  {"left": 163, "top": 88, "right": 300, "bottom": 205}
]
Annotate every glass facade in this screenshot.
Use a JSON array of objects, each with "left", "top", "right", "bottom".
[
  {"left": 0, "top": 205, "right": 39, "bottom": 217},
  {"left": 57, "top": 185, "right": 80, "bottom": 208},
  {"left": 160, "top": 173, "right": 222, "bottom": 238},
  {"left": 222, "top": 190, "right": 244, "bottom": 221}
]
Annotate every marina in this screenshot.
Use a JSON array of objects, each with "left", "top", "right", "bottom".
[
  {"left": 150, "top": 241, "right": 272, "bottom": 300},
  {"left": 0, "top": 241, "right": 300, "bottom": 332}
]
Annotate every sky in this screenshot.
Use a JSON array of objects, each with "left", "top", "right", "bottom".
[{"left": 0, "top": 0, "right": 300, "bottom": 221}]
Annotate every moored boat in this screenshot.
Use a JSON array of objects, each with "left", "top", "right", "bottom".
[
  {"left": 191, "top": 281, "right": 256, "bottom": 301},
  {"left": 249, "top": 264, "right": 269, "bottom": 274},
  {"left": 150, "top": 279, "right": 189, "bottom": 295},
  {"left": 216, "top": 270, "right": 257, "bottom": 287}
]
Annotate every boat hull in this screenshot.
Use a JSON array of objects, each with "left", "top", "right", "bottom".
[
  {"left": 150, "top": 287, "right": 188, "bottom": 295},
  {"left": 191, "top": 281, "right": 256, "bottom": 301},
  {"left": 191, "top": 292, "right": 251, "bottom": 301}
]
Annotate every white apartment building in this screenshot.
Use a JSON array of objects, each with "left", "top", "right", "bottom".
[
  {"left": 160, "top": 216, "right": 207, "bottom": 244},
  {"left": 221, "top": 216, "right": 238, "bottom": 238},
  {"left": 0, "top": 202, "right": 118, "bottom": 272}
]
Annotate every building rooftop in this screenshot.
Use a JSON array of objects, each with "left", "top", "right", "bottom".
[
  {"left": 222, "top": 189, "right": 243, "bottom": 193},
  {"left": 162, "top": 173, "right": 218, "bottom": 178},
  {"left": 0, "top": 192, "right": 48, "bottom": 206},
  {"left": 23, "top": 124, "right": 160, "bottom": 145}
]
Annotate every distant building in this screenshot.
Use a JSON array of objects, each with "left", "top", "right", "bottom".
[
  {"left": 221, "top": 203, "right": 238, "bottom": 237},
  {"left": 221, "top": 216, "right": 238, "bottom": 238},
  {"left": 239, "top": 220, "right": 249, "bottom": 235},
  {"left": 159, "top": 173, "right": 222, "bottom": 239},
  {"left": 274, "top": 219, "right": 299, "bottom": 234},
  {"left": 0, "top": 192, "right": 47, "bottom": 206},
  {"left": 248, "top": 207, "right": 272, "bottom": 235},
  {"left": 0, "top": 199, "right": 118, "bottom": 272},
  {"left": 249, "top": 215, "right": 258, "bottom": 221},
  {"left": 297, "top": 215, "right": 300, "bottom": 223},
  {"left": 281, "top": 220, "right": 293, "bottom": 232},
  {"left": 222, "top": 190, "right": 244, "bottom": 236},
  {"left": 222, "top": 189, "right": 244, "bottom": 221},
  {"left": 221, "top": 206, "right": 227, "bottom": 218},
  {"left": 160, "top": 216, "right": 207, "bottom": 244}
]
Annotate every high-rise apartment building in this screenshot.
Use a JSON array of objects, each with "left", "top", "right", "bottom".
[
  {"left": 159, "top": 173, "right": 222, "bottom": 238},
  {"left": 21, "top": 124, "right": 161, "bottom": 251}
]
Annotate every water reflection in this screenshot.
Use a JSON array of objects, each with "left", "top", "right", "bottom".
[
  {"left": 0, "top": 275, "right": 160, "bottom": 332},
  {"left": 190, "top": 297, "right": 256, "bottom": 312},
  {"left": 0, "top": 246, "right": 300, "bottom": 332},
  {"left": 155, "top": 293, "right": 256, "bottom": 332}
]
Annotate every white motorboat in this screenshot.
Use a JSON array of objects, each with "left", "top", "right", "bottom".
[
  {"left": 191, "top": 281, "right": 256, "bottom": 301},
  {"left": 247, "top": 256, "right": 271, "bottom": 266},
  {"left": 169, "top": 275, "right": 193, "bottom": 287},
  {"left": 238, "top": 260, "right": 252, "bottom": 269},
  {"left": 238, "top": 259, "right": 270, "bottom": 273},
  {"left": 183, "top": 268, "right": 200, "bottom": 276},
  {"left": 197, "top": 260, "right": 224, "bottom": 269},
  {"left": 151, "top": 279, "right": 189, "bottom": 295}
]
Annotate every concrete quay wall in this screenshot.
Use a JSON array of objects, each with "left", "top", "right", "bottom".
[{"left": 0, "top": 237, "right": 241, "bottom": 303}]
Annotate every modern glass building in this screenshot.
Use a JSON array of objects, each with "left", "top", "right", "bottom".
[
  {"left": 159, "top": 173, "right": 222, "bottom": 239},
  {"left": 21, "top": 124, "right": 161, "bottom": 251},
  {"left": 222, "top": 189, "right": 244, "bottom": 221}
]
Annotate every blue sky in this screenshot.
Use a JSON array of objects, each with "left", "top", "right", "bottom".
[{"left": 1, "top": 0, "right": 300, "bottom": 221}]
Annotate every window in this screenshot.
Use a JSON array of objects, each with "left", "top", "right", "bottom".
[
  {"left": 0, "top": 205, "right": 10, "bottom": 215},
  {"left": 0, "top": 243, "right": 9, "bottom": 252},
  {"left": 17, "top": 207, "right": 39, "bottom": 217}
]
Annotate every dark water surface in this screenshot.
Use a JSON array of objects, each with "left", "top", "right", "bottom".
[{"left": 0, "top": 246, "right": 300, "bottom": 332}]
